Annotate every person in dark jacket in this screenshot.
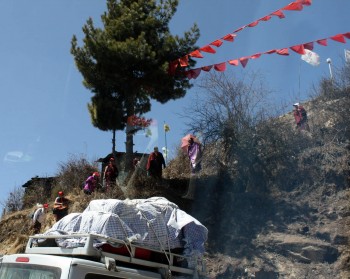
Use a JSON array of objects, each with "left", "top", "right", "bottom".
[
  {"left": 146, "top": 147, "right": 166, "bottom": 178},
  {"left": 104, "top": 157, "right": 119, "bottom": 191},
  {"left": 53, "top": 191, "right": 69, "bottom": 222}
]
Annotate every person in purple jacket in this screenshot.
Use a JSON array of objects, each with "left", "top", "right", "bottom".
[
  {"left": 83, "top": 172, "right": 100, "bottom": 195},
  {"left": 187, "top": 137, "right": 202, "bottom": 174}
]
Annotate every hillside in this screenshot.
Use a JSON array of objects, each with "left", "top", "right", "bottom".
[{"left": 0, "top": 88, "right": 349, "bottom": 278}]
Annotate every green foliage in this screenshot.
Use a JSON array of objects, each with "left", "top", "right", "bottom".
[{"left": 71, "top": 0, "right": 199, "bottom": 132}]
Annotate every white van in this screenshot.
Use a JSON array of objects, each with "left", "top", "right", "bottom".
[
  {"left": 0, "top": 234, "right": 205, "bottom": 279},
  {"left": 0, "top": 253, "right": 162, "bottom": 279}
]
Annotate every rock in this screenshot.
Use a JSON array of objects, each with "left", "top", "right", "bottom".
[
  {"left": 301, "top": 245, "right": 338, "bottom": 263},
  {"left": 332, "top": 235, "right": 349, "bottom": 245}
]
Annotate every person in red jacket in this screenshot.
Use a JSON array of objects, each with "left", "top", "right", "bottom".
[
  {"left": 293, "top": 103, "right": 310, "bottom": 131},
  {"left": 104, "top": 157, "right": 119, "bottom": 191},
  {"left": 146, "top": 147, "right": 166, "bottom": 179}
]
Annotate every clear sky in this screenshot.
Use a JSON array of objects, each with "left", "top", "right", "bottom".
[{"left": 0, "top": 0, "right": 349, "bottom": 207}]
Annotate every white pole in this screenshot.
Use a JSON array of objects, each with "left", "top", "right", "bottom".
[{"left": 326, "top": 58, "right": 333, "bottom": 80}]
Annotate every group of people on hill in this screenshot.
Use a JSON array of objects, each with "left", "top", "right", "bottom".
[
  {"left": 146, "top": 137, "right": 202, "bottom": 179},
  {"left": 83, "top": 157, "right": 119, "bottom": 195}
]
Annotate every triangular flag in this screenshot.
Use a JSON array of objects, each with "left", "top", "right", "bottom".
[
  {"left": 190, "top": 68, "right": 201, "bottom": 79},
  {"left": 299, "top": 0, "right": 312, "bottom": 6},
  {"left": 248, "top": 21, "right": 259, "bottom": 27},
  {"left": 200, "top": 45, "right": 216, "bottom": 54},
  {"left": 185, "top": 68, "right": 201, "bottom": 79},
  {"left": 276, "top": 48, "right": 289, "bottom": 55},
  {"left": 271, "top": 10, "right": 285, "bottom": 19},
  {"left": 240, "top": 57, "right": 249, "bottom": 68},
  {"left": 201, "top": 65, "right": 213, "bottom": 72},
  {"left": 301, "top": 49, "right": 320, "bottom": 66},
  {"left": 233, "top": 27, "right": 245, "bottom": 33},
  {"left": 179, "top": 56, "right": 189, "bottom": 67},
  {"left": 303, "top": 42, "right": 314, "bottom": 50},
  {"left": 189, "top": 50, "right": 204, "bottom": 58},
  {"left": 283, "top": 2, "right": 303, "bottom": 11},
  {"left": 265, "top": 49, "right": 277, "bottom": 54},
  {"left": 210, "top": 40, "right": 223, "bottom": 47},
  {"left": 214, "top": 62, "right": 226, "bottom": 72},
  {"left": 316, "top": 39, "right": 328, "bottom": 46},
  {"left": 290, "top": 44, "right": 305, "bottom": 55},
  {"left": 228, "top": 59, "right": 239, "bottom": 66},
  {"left": 330, "top": 34, "right": 346, "bottom": 44},
  {"left": 250, "top": 53, "right": 262, "bottom": 59},
  {"left": 259, "top": 15, "right": 271, "bottom": 21},
  {"left": 222, "top": 34, "right": 236, "bottom": 42}
]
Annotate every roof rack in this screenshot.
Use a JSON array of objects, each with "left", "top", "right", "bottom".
[{"left": 26, "top": 233, "right": 205, "bottom": 277}]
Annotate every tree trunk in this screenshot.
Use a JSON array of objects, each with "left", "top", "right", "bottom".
[
  {"left": 125, "top": 96, "right": 135, "bottom": 172},
  {"left": 125, "top": 131, "right": 134, "bottom": 172},
  {"left": 112, "top": 129, "right": 116, "bottom": 154}
]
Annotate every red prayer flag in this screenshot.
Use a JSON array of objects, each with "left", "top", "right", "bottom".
[
  {"left": 276, "top": 48, "right": 289, "bottom": 56},
  {"left": 283, "top": 2, "right": 303, "bottom": 11},
  {"left": 259, "top": 15, "right": 271, "bottom": 21},
  {"left": 303, "top": 42, "right": 314, "bottom": 50},
  {"left": 200, "top": 45, "right": 216, "bottom": 54},
  {"left": 250, "top": 53, "right": 262, "bottom": 59},
  {"left": 248, "top": 21, "right": 259, "bottom": 27},
  {"left": 297, "top": 0, "right": 312, "bottom": 6},
  {"left": 228, "top": 59, "right": 239, "bottom": 66},
  {"left": 214, "top": 62, "right": 226, "bottom": 72},
  {"left": 201, "top": 65, "right": 213, "bottom": 72},
  {"left": 190, "top": 68, "right": 201, "bottom": 79},
  {"left": 316, "top": 39, "right": 327, "bottom": 46},
  {"left": 330, "top": 34, "right": 346, "bottom": 43},
  {"left": 290, "top": 44, "right": 305, "bottom": 55},
  {"left": 184, "top": 71, "right": 194, "bottom": 80},
  {"left": 240, "top": 57, "right": 249, "bottom": 68},
  {"left": 179, "top": 56, "right": 189, "bottom": 67},
  {"left": 189, "top": 50, "right": 204, "bottom": 58},
  {"left": 233, "top": 27, "right": 244, "bottom": 33},
  {"left": 210, "top": 40, "right": 223, "bottom": 47},
  {"left": 271, "top": 10, "right": 285, "bottom": 19},
  {"left": 222, "top": 34, "right": 236, "bottom": 42},
  {"left": 343, "top": 32, "right": 350, "bottom": 39},
  {"left": 265, "top": 49, "right": 277, "bottom": 54}
]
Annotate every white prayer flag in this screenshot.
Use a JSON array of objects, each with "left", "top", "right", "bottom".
[
  {"left": 301, "top": 49, "right": 320, "bottom": 66},
  {"left": 345, "top": 49, "right": 350, "bottom": 63}
]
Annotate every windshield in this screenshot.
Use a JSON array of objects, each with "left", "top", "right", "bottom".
[{"left": 0, "top": 263, "right": 61, "bottom": 279}]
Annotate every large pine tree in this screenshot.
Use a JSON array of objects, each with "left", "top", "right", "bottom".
[{"left": 71, "top": 0, "right": 199, "bottom": 171}]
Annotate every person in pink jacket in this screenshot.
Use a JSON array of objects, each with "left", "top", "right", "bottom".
[{"left": 83, "top": 172, "right": 100, "bottom": 195}]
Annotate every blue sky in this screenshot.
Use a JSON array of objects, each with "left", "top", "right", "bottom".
[{"left": 0, "top": 0, "right": 349, "bottom": 207}]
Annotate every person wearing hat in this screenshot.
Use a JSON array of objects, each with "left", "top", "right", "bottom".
[
  {"left": 32, "top": 203, "right": 49, "bottom": 234},
  {"left": 83, "top": 172, "right": 100, "bottom": 195},
  {"left": 103, "top": 157, "right": 119, "bottom": 191},
  {"left": 53, "top": 191, "right": 69, "bottom": 222},
  {"left": 293, "top": 102, "right": 310, "bottom": 131}
]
